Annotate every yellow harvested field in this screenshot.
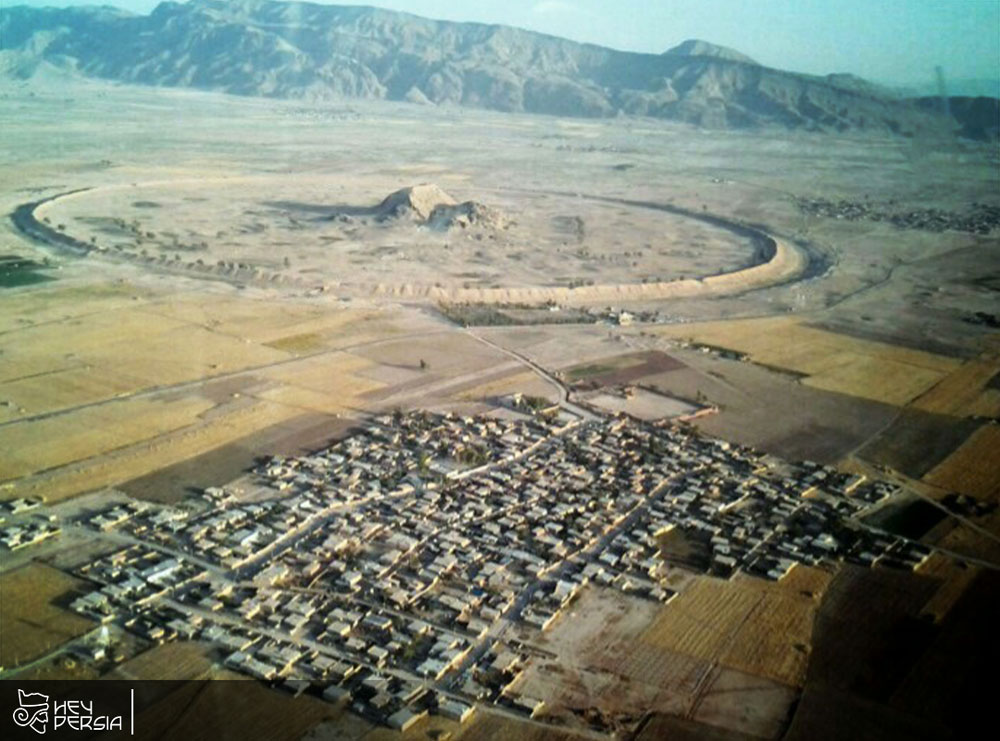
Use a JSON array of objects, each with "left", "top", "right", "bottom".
[
  {"left": 922, "top": 425, "right": 1000, "bottom": 501},
  {"left": 0, "top": 366, "right": 140, "bottom": 418},
  {"left": 81, "top": 325, "right": 290, "bottom": 386},
  {"left": 0, "top": 354, "right": 75, "bottom": 384},
  {"left": 1, "top": 296, "right": 295, "bottom": 421},
  {"left": 912, "top": 359, "right": 1000, "bottom": 418},
  {"left": 655, "top": 317, "right": 959, "bottom": 405},
  {"left": 639, "top": 568, "right": 833, "bottom": 686},
  {"left": 458, "top": 370, "right": 551, "bottom": 400},
  {"left": 1, "top": 400, "right": 301, "bottom": 503},
  {"left": 0, "top": 397, "right": 213, "bottom": 481},
  {"left": 139, "top": 297, "right": 390, "bottom": 346},
  {"left": 0, "top": 284, "right": 434, "bottom": 503},
  {"left": 0, "top": 563, "right": 95, "bottom": 669},
  {"left": 0, "top": 281, "right": 149, "bottom": 334},
  {"left": 802, "top": 356, "right": 946, "bottom": 407},
  {"left": 261, "top": 353, "right": 382, "bottom": 397},
  {"left": 6, "top": 308, "right": 188, "bottom": 355}
]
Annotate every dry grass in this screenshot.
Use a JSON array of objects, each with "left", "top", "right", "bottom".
[
  {"left": 803, "top": 356, "right": 945, "bottom": 407},
  {"left": 922, "top": 425, "right": 1000, "bottom": 501},
  {"left": 0, "top": 367, "right": 140, "bottom": 420},
  {"left": 353, "top": 332, "right": 507, "bottom": 376},
  {"left": 638, "top": 568, "right": 833, "bottom": 687},
  {"left": 80, "top": 325, "right": 290, "bottom": 387},
  {"left": 261, "top": 353, "right": 381, "bottom": 397},
  {"left": 1, "top": 399, "right": 301, "bottom": 503},
  {"left": 912, "top": 359, "right": 1000, "bottom": 418},
  {"left": 0, "top": 563, "right": 95, "bottom": 669},
  {"left": 0, "top": 397, "right": 213, "bottom": 481},
  {"left": 654, "top": 317, "right": 959, "bottom": 406},
  {"left": 0, "top": 281, "right": 151, "bottom": 334},
  {"left": 457, "top": 370, "right": 556, "bottom": 401},
  {"left": 0, "top": 287, "right": 420, "bottom": 502}
]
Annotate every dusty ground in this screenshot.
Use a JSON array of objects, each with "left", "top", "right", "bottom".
[{"left": 512, "top": 584, "right": 804, "bottom": 738}]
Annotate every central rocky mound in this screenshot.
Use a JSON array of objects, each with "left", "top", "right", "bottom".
[
  {"left": 377, "top": 184, "right": 456, "bottom": 221},
  {"left": 375, "top": 184, "right": 509, "bottom": 230}
]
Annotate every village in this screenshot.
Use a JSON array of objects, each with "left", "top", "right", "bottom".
[{"left": 5, "top": 407, "right": 931, "bottom": 732}]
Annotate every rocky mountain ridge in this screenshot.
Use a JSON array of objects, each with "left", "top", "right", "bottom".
[{"left": 0, "top": 0, "right": 975, "bottom": 137}]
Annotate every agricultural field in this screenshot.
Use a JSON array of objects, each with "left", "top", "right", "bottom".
[
  {"left": 0, "top": 278, "right": 523, "bottom": 504},
  {"left": 511, "top": 582, "right": 810, "bottom": 737},
  {"left": 566, "top": 350, "right": 688, "bottom": 390},
  {"left": 636, "top": 714, "right": 759, "bottom": 741},
  {"left": 886, "top": 571, "right": 1000, "bottom": 738},
  {"left": 916, "top": 553, "right": 981, "bottom": 624},
  {"left": 0, "top": 396, "right": 214, "bottom": 480},
  {"left": 457, "top": 711, "right": 587, "bottom": 741},
  {"left": 784, "top": 683, "right": 944, "bottom": 741},
  {"left": 135, "top": 680, "right": 345, "bottom": 741},
  {"left": 631, "top": 346, "right": 901, "bottom": 464},
  {"left": 0, "top": 562, "right": 95, "bottom": 670},
  {"left": 922, "top": 424, "right": 1000, "bottom": 501},
  {"left": 583, "top": 387, "right": 698, "bottom": 420},
  {"left": 931, "top": 507, "right": 1000, "bottom": 563},
  {"left": 457, "top": 370, "right": 555, "bottom": 402},
  {"left": 911, "top": 358, "right": 1000, "bottom": 418},
  {"left": 856, "top": 409, "right": 983, "bottom": 479},
  {"left": 653, "top": 317, "right": 961, "bottom": 406},
  {"left": 638, "top": 567, "right": 834, "bottom": 687},
  {"left": 804, "top": 565, "right": 940, "bottom": 699},
  {"left": 1, "top": 398, "right": 303, "bottom": 504},
  {"left": 106, "top": 641, "right": 217, "bottom": 681}
]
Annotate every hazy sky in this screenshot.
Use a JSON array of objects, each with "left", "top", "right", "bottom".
[{"left": 12, "top": 0, "right": 1000, "bottom": 85}]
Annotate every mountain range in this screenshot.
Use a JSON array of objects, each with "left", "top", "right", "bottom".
[{"left": 1, "top": 0, "right": 995, "bottom": 139}]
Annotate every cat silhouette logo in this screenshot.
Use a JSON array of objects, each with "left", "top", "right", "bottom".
[{"left": 12, "top": 690, "right": 49, "bottom": 734}]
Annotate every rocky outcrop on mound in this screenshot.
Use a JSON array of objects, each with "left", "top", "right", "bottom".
[
  {"left": 375, "top": 184, "right": 509, "bottom": 231},
  {"left": 377, "top": 184, "right": 456, "bottom": 221},
  {"left": 428, "top": 201, "right": 510, "bottom": 231}
]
